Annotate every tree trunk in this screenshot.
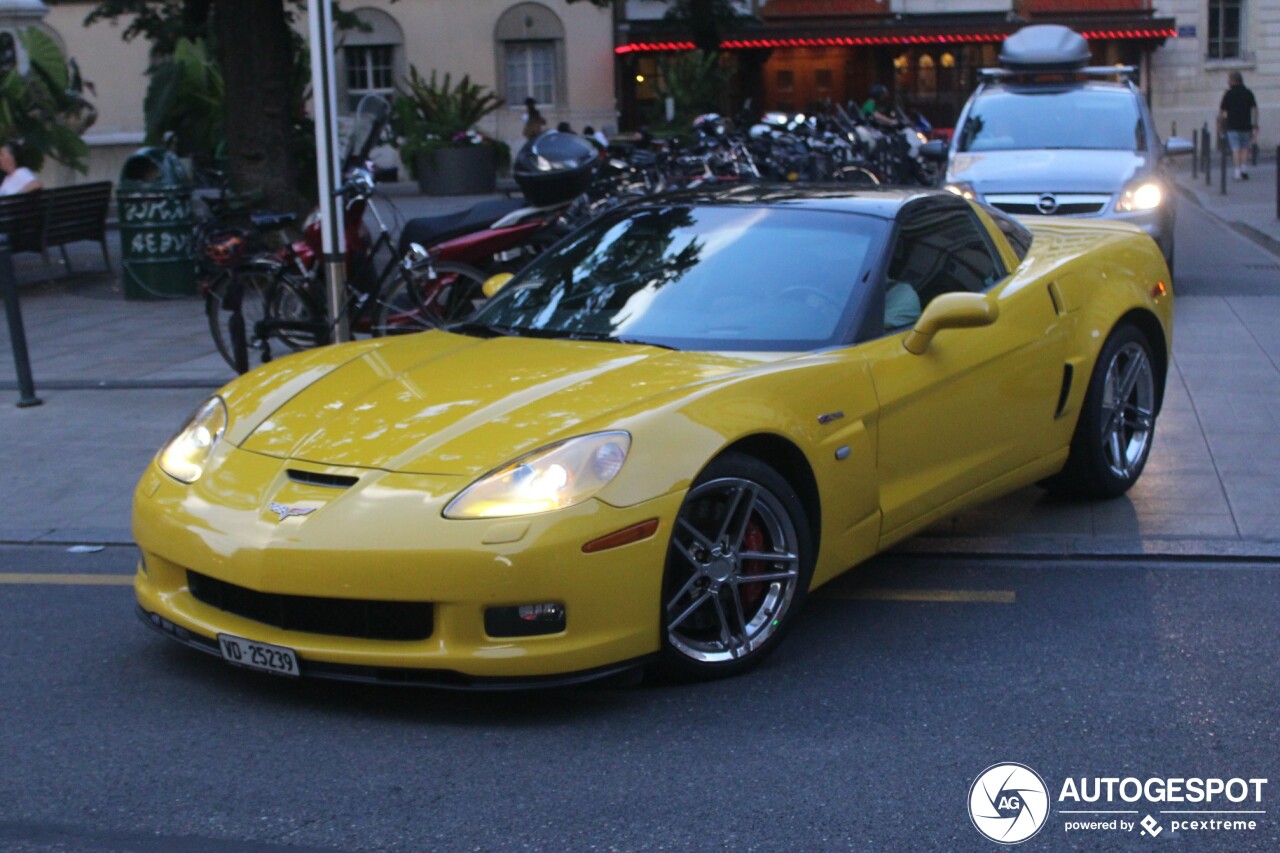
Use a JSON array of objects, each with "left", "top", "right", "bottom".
[{"left": 212, "top": 0, "right": 303, "bottom": 212}]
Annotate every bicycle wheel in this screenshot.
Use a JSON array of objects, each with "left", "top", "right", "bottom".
[
  {"left": 371, "top": 261, "right": 488, "bottom": 336},
  {"left": 205, "top": 263, "right": 272, "bottom": 371},
  {"left": 264, "top": 270, "right": 327, "bottom": 351}
]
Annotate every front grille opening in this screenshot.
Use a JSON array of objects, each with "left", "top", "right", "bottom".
[
  {"left": 993, "top": 202, "right": 1105, "bottom": 216},
  {"left": 286, "top": 469, "right": 360, "bottom": 489},
  {"left": 187, "top": 571, "right": 433, "bottom": 641}
]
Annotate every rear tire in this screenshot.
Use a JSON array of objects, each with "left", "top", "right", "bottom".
[
  {"left": 372, "top": 261, "right": 487, "bottom": 336},
  {"left": 205, "top": 264, "right": 273, "bottom": 370},
  {"left": 1045, "top": 323, "right": 1158, "bottom": 499}
]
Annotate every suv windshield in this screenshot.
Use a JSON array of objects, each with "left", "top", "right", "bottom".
[
  {"left": 956, "top": 87, "right": 1145, "bottom": 153},
  {"left": 465, "top": 205, "right": 885, "bottom": 351}
]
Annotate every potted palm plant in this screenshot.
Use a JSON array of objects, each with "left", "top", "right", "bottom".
[{"left": 391, "top": 66, "right": 506, "bottom": 195}]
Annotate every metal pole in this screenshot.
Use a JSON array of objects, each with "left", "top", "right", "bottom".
[
  {"left": 1276, "top": 145, "right": 1279, "bottom": 221},
  {"left": 308, "top": 0, "right": 349, "bottom": 343},
  {"left": 1203, "top": 124, "right": 1212, "bottom": 187},
  {"left": 0, "top": 235, "right": 42, "bottom": 407},
  {"left": 1220, "top": 144, "right": 1228, "bottom": 195},
  {"left": 1192, "top": 126, "right": 1198, "bottom": 179}
]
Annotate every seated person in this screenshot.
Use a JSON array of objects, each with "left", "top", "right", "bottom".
[
  {"left": 884, "top": 279, "right": 921, "bottom": 331},
  {"left": 0, "top": 140, "right": 41, "bottom": 195}
]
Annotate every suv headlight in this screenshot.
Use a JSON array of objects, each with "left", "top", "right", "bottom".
[
  {"left": 945, "top": 181, "right": 979, "bottom": 201},
  {"left": 445, "top": 432, "right": 631, "bottom": 519},
  {"left": 1116, "top": 179, "right": 1164, "bottom": 212},
  {"left": 158, "top": 397, "right": 227, "bottom": 483}
]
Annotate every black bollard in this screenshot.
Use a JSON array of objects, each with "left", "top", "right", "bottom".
[
  {"left": 0, "top": 235, "right": 42, "bottom": 407},
  {"left": 1221, "top": 144, "right": 1228, "bottom": 195},
  {"left": 1203, "top": 125, "right": 1212, "bottom": 187},
  {"left": 1276, "top": 146, "right": 1279, "bottom": 221},
  {"left": 1192, "top": 128, "right": 1199, "bottom": 179}
]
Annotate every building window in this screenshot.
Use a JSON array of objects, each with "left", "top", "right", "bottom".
[
  {"left": 496, "top": 4, "right": 566, "bottom": 109},
  {"left": 505, "top": 40, "right": 556, "bottom": 105},
  {"left": 1207, "top": 0, "right": 1243, "bottom": 60},
  {"left": 345, "top": 45, "right": 395, "bottom": 110}
]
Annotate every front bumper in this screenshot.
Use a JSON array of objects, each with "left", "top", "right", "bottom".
[{"left": 133, "top": 446, "right": 683, "bottom": 682}]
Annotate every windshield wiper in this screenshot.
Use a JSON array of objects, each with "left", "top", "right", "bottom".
[
  {"left": 446, "top": 321, "right": 520, "bottom": 338},
  {"left": 565, "top": 330, "right": 677, "bottom": 350}
]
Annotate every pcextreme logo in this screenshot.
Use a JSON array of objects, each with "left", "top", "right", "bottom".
[
  {"left": 969, "top": 763, "right": 1050, "bottom": 844},
  {"left": 968, "top": 765, "right": 1269, "bottom": 844}
]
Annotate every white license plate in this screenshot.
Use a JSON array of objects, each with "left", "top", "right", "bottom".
[{"left": 217, "top": 633, "right": 300, "bottom": 677}]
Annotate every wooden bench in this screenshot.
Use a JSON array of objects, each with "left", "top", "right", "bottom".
[{"left": 0, "top": 181, "right": 113, "bottom": 279}]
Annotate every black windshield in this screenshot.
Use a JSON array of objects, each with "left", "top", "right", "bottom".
[{"left": 468, "top": 204, "right": 886, "bottom": 351}]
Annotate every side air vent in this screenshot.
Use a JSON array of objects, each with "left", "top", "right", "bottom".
[
  {"left": 286, "top": 469, "right": 359, "bottom": 489},
  {"left": 1055, "top": 364, "right": 1074, "bottom": 418}
]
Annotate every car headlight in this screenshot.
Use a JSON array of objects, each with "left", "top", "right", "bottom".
[
  {"left": 158, "top": 396, "right": 227, "bottom": 483},
  {"left": 444, "top": 431, "right": 631, "bottom": 519},
  {"left": 1116, "top": 179, "right": 1164, "bottom": 212},
  {"left": 945, "top": 181, "right": 979, "bottom": 201}
]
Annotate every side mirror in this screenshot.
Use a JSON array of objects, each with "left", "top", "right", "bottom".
[
  {"left": 904, "top": 292, "right": 999, "bottom": 355},
  {"left": 482, "top": 272, "right": 514, "bottom": 299},
  {"left": 1164, "top": 136, "right": 1194, "bottom": 156},
  {"left": 920, "top": 139, "right": 948, "bottom": 162}
]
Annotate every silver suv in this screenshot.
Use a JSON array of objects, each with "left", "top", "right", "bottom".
[{"left": 936, "top": 25, "right": 1191, "bottom": 266}]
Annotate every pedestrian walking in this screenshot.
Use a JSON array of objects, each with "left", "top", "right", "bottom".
[
  {"left": 522, "top": 97, "right": 547, "bottom": 141},
  {"left": 0, "top": 140, "right": 41, "bottom": 195},
  {"left": 1218, "top": 71, "right": 1259, "bottom": 180}
]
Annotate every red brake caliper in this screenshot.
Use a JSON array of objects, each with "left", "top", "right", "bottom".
[{"left": 739, "top": 517, "right": 768, "bottom": 613}]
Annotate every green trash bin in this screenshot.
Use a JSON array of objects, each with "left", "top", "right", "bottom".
[{"left": 118, "top": 147, "right": 196, "bottom": 299}]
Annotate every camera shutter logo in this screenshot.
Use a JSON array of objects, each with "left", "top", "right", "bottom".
[{"left": 969, "top": 763, "right": 1050, "bottom": 844}]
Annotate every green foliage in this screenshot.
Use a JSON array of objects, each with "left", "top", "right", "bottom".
[
  {"left": 656, "top": 50, "right": 731, "bottom": 123},
  {"left": 142, "top": 37, "right": 223, "bottom": 156},
  {"left": 390, "top": 67, "right": 505, "bottom": 175},
  {"left": 0, "top": 29, "right": 93, "bottom": 172}
]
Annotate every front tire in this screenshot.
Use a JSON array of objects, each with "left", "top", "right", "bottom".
[
  {"left": 1047, "top": 323, "right": 1159, "bottom": 499},
  {"left": 658, "top": 452, "right": 814, "bottom": 681}
]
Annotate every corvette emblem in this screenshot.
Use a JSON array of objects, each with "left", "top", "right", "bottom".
[{"left": 268, "top": 502, "right": 316, "bottom": 521}]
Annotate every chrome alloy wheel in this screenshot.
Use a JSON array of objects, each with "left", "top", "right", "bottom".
[
  {"left": 1099, "top": 340, "right": 1155, "bottom": 480},
  {"left": 664, "top": 477, "right": 802, "bottom": 664}
]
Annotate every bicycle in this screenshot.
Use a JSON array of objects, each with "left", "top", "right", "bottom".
[{"left": 208, "top": 169, "right": 487, "bottom": 371}]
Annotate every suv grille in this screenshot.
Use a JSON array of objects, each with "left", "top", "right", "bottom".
[
  {"left": 187, "top": 571, "right": 433, "bottom": 641},
  {"left": 985, "top": 193, "right": 1111, "bottom": 216}
]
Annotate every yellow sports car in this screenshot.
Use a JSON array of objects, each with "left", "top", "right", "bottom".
[{"left": 133, "top": 186, "right": 1172, "bottom": 686}]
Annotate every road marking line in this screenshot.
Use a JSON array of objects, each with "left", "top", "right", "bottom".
[
  {"left": 819, "top": 587, "right": 1016, "bottom": 604},
  {"left": 0, "top": 573, "right": 133, "bottom": 586}
]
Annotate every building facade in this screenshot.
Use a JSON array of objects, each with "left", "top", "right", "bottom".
[
  {"left": 36, "top": 0, "right": 616, "bottom": 187},
  {"left": 616, "top": 0, "right": 1275, "bottom": 151}
]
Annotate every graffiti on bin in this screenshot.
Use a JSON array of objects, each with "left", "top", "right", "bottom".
[
  {"left": 120, "top": 196, "right": 192, "bottom": 224},
  {"left": 129, "top": 230, "right": 191, "bottom": 256}
]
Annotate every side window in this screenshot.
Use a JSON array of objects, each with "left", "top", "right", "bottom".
[
  {"left": 982, "top": 204, "right": 1034, "bottom": 262},
  {"left": 882, "top": 201, "right": 1004, "bottom": 331}
]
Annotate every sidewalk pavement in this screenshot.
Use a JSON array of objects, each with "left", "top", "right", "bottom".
[
  {"left": 2, "top": 176, "right": 1279, "bottom": 560},
  {"left": 1173, "top": 149, "right": 1280, "bottom": 254}
]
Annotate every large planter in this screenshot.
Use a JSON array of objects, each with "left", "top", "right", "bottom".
[{"left": 415, "top": 145, "right": 497, "bottom": 195}]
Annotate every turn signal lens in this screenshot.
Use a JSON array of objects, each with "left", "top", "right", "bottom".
[
  {"left": 1152, "top": 280, "right": 1168, "bottom": 298},
  {"left": 583, "top": 519, "right": 660, "bottom": 553}
]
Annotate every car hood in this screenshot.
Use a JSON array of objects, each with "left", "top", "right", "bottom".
[
  {"left": 949, "top": 149, "right": 1149, "bottom": 194},
  {"left": 238, "top": 331, "right": 775, "bottom": 476}
]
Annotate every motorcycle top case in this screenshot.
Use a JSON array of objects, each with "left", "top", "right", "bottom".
[{"left": 514, "top": 131, "right": 599, "bottom": 207}]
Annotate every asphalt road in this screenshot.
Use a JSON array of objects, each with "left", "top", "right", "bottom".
[{"left": 1, "top": 544, "right": 1276, "bottom": 852}]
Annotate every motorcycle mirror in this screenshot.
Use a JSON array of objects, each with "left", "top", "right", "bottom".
[
  {"left": 920, "top": 140, "right": 948, "bottom": 162},
  {"left": 402, "top": 242, "right": 431, "bottom": 269},
  {"left": 482, "top": 272, "right": 515, "bottom": 299}
]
